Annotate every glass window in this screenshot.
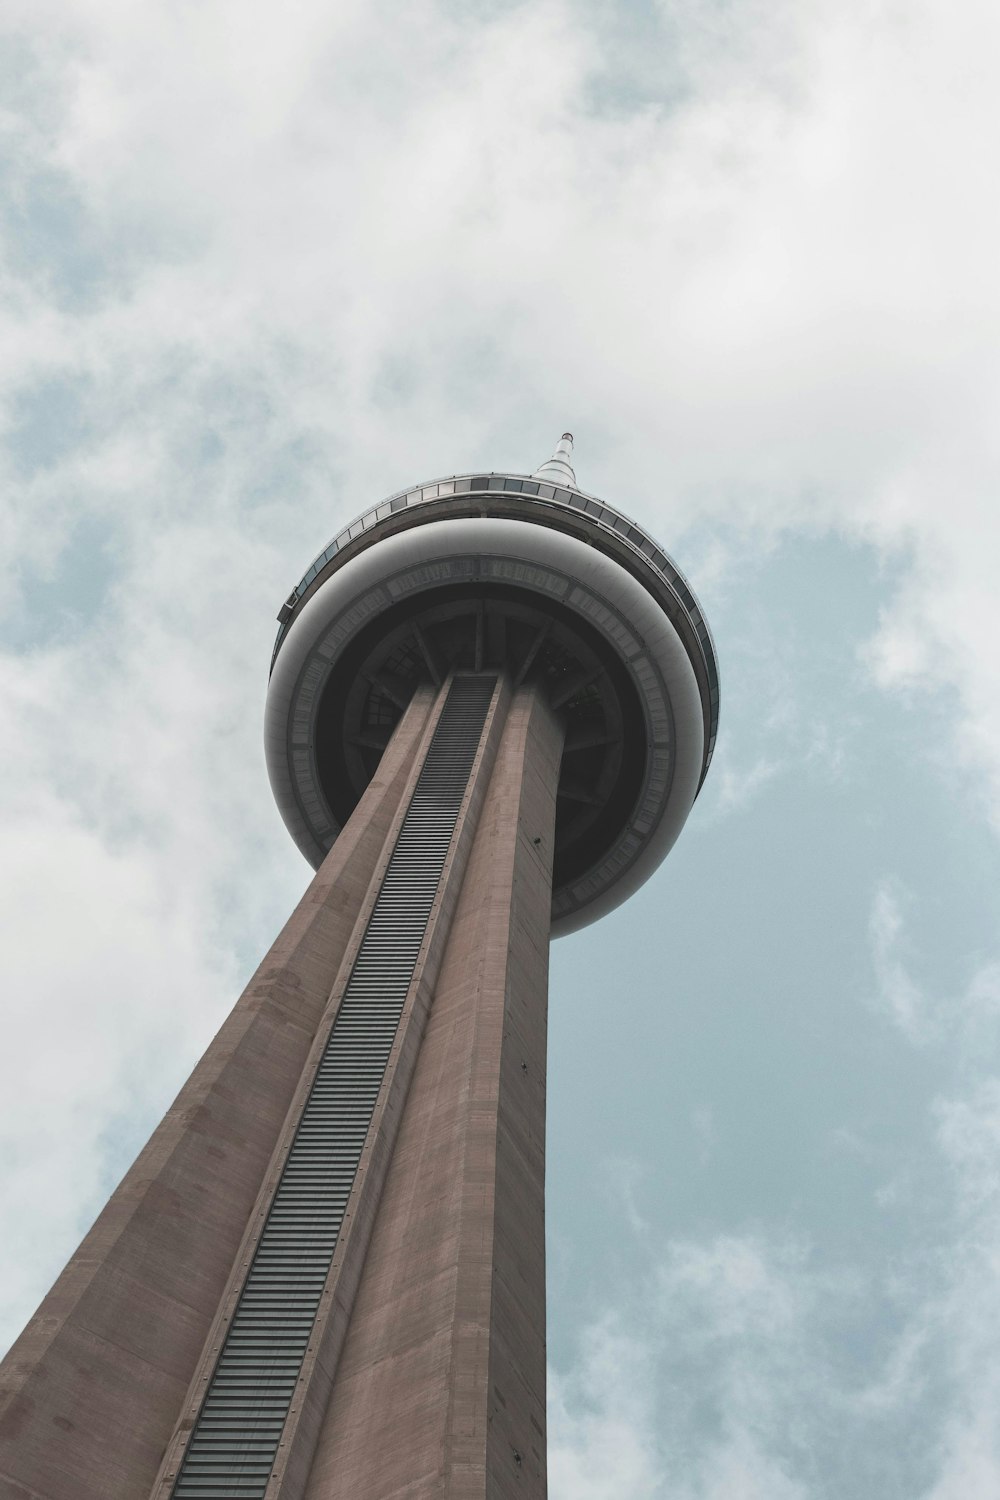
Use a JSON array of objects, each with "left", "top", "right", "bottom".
[
  {"left": 422, "top": 484, "right": 439, "bottom": 500},
  {"left": 390, "top": 494, "right": 406, "bottom": 512},
  {"left": 376, "top": 503, "right": 391, "bottom": 520},
  {"left": 627, "top": 526, "right": 643, "bottom": 545},
  {"left": 471, "top": 476, "right": 489, "bottom": 490},
  {"left": 585, "top": 500, "right": 602, "bottom": 517},
  {"left": 438, "top": 480, "right": 455, "bottom": 496},
  {"left": 521, "top": 481, "right": 539, "bottom": 496},
  {"left": 538, "top": 484, "right": 554, "bottom": 499},
  {"left": 488, "top": 476, "right": 505, "bottom": 491},
  {"left": 503, "top": 477, "right": 520, "bottom": 492},
  {"left": 569, "top": 492, "right": 587, "bottom": 509},
  {"left": 553, "top": 488, "right": 570, "bottom": 502},
  {"left": 349, "top": 521, "right": 363, "bottom": 539}
]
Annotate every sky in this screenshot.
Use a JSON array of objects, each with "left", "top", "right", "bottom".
[{"left": 2, "top": 0, "right": 1000, "bottom": 1494}]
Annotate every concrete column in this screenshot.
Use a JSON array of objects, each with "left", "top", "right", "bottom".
[{"left": 303, "top": 683, "right": 563, "bottom": 1500}]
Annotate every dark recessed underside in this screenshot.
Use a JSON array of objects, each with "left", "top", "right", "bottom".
[{"left": 315, "top": 582, "right": 645, "bottom": 892}]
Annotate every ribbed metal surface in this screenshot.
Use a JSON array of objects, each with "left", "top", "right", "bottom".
[{"left": 171, "top": 675, "right": 496, "bottom": 1500}]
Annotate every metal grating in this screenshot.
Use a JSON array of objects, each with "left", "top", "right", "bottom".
[{"left": 171, "top": 675, "right": 496, "bottom": 1500}]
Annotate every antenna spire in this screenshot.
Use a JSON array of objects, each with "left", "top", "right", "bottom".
[{"left": 533, "top": 432, "right": 576, "bottom": 488}]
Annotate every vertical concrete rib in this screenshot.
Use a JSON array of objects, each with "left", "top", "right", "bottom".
[
  {"left": 0, "top": 687, "right": 436, "bottom": 1500},
  {"left": 303, "top": 683, "right": 564, "bottom": 1500}
]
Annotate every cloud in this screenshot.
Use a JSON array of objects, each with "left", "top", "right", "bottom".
[
  {"left": 870, "top": 878, "right": 932, "bottom": 1044},
  {"left": 713, "top": 753, "right": 785, "bottom": 813},
  {"left": 550, "top": 1233, "right": 822, "bottom": 1500},
  {"left": 915, "top": 1083, "right": 1000, "bottom": 1498},
  {"left": 549, "top": 1317, "right": 663, "bottom": 1500},
  {"left": 548, "top": 1189, "right": 997, "bottom": 1499},
  {"left": 547, "top": 939, "right": 1000, "bottom": 1499},
  {"left": 869, "top": 879, "right": 1000, "bottom": 1054},
  {"left": 0, "top": 803, "right": 238, "bottom": 1337}
]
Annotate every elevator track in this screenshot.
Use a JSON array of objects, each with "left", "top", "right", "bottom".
[{"left": 170, "top": 674, "right": 496, "bottom": 1499}]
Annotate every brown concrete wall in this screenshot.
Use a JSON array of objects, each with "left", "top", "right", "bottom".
[
  {"left": 302, "top": 683, "right": 563, "bottom": 1500},
  {"left": 0, "top": 688, "right": 435, "bottom": 1500},
  {"left": 150, "top": 674, "right": 509, "bottom": 1500},
  {"left": 267, "top": 675, "right": 509, "bottom": 1500}
]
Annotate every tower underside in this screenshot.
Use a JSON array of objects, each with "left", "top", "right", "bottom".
[{"left": 0, "top": 674, "right": 562, "bottom": 1500}]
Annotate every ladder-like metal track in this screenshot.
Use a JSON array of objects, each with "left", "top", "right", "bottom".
[{"left": 171, "top": 675, "right": 496, "bottom": 1499}]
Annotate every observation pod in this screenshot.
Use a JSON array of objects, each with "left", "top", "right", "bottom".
[{"left": 266, "top": 435, "right": 719, "bottom": 933}]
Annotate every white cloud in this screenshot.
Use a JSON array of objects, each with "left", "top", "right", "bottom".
[
  {"left": 870, "top": 878, "right": 932, "bottom": 1044},
  {"left": 713, "top": 752, "right": 785, "bottom": 812},
  {"left": 549, "top": 1173, "right": 1000, "bottom": 1499},
  {"left": 550, "top": 1317, "right": 663, "bottom": 1500},
  {"left": 546, "top": 953, "right": 1000, "bottom": 1498},
  {"left": 550, "top": 1233, "right": 820, "bottom": 1500},
  {"left": 0, "top": 805, "right": 237, "bottom": 1336},
  {"left": 870, "top": 880, "right": 1000, "bottom": 1054},
  {"left": 915, "top": 1083, "right": 1000, "bottom": 1497}
]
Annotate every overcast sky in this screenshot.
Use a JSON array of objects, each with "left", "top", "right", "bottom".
[{"left": 3, "top": 1, "right": 1000, "bottom": 1495}]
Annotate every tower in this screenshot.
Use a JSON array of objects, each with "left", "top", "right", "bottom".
[{"left": 0, "top": 437, "right": 718, "bottom": 1500}]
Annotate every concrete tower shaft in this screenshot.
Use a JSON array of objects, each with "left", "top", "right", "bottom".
[
  {"left": 0, "top": 674, "right": 560, "bottom": 1500},
  {"left": 0, "top": 437, "right": 718, "bottom": 1500}
]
